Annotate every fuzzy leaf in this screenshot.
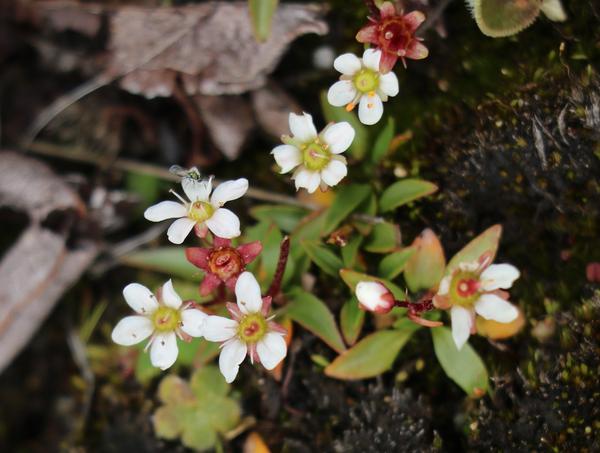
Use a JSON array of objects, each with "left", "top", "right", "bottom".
[
  {"left": 340, "top": 297, "right": 365, "bottom": 346},
  {"left": 379, "top": 178, "right": 438, "bottom": 213},
  {"left": 322, "top": 184, "right": 372, "bottom": 235},
  {"left": 325, "top": 322, "right": 419, "bottom": 380},
  {"left": 320, "top": 91, "right": 369, "bottom": 159},
  {"left": 121, "top": 247, "right": 202, "bottom": 281},
  {"left": 249, "top": 0, "right": 279, "bottom": 42},
  {"left": 445, "top": 225, "right": 502, "bottom": 276},
  {"left": 363, "top": 222, "right": 401, "bottom": 253},
  {"left": 250, "top": 204, "right": 309, "bottom": 233},
  {"left": 404, "top": 229, "right": 446, "bottom": 293},
  {"left": 378, "top": 247, "right": 415, "bottom": 279},
  {"left": 284, "top": 288, "right": 346, "bottom": 353},
  {"left": 370, "top": 117, "right": 395, "bottom": 163},
  {"left": 431, "top": 327, "right": 489, "bottom": 396},
  {"left": 301, "top": 240, "right": 343, "bottom": 277},
  {"left": 468, "top": 0, "right": 541, "bottom": 38}
]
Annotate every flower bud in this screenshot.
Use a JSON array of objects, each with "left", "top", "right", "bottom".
[{"left": 356, "top": 281, "right": 395, "bottom": 314}]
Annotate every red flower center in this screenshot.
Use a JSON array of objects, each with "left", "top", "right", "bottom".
[
  {"left": 379, "top": 19, "right": 412, "bottom": 56},
  {"left": 208, "top": 247, "right": 243, "bottom": 281},
  {"left": 456, "top": 278, "right": 480, "bottom": 298}
]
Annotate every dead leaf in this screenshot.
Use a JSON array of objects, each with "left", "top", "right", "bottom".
[
  {"left": 111, "top": 2, "right": 328, "bottom": 97},
  {"left": 251, "top": 82, "right": 301, "bottom": 138},
  {"left": 0, "top": 151, "right": 98, "bottom": 373}
]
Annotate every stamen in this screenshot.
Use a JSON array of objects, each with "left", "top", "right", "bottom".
[
  {"left": 345, "top": 102, "right": 356, "bottom": 112},
  {"left": 169, "top": 189, "right": 188, "bottom": 205}
]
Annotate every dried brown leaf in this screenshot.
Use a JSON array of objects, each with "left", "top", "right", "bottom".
[{"left": 251, "top": 82, "right": 301, "bottom": 138}]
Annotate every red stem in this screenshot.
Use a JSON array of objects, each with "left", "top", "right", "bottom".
[{"left": 267, "top": 236, "right": 291, "bottom": 300}]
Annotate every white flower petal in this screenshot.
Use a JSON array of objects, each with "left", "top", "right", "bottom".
[
  {"left": 450, "top": 305, "right": 473, "bottom": 350},
  {"left": 474, "top": 294, "right": 519, "bottom": 323},
  {"left": 167, "top": 217, "right": 197, "bottom": 244},
  {"left": 289, "top": 112, "right": 317, "bottom": 142},
  {"left": 210, "top": 178, "right": 249, "bottom": 208},
  {"left": 320, "top": 160, "right": 347, "bottom": 187},
  {"left": 379, "top": 72, "right": 399, "bottom": 97},
  {"left": 180, "top": 309, "right": 208, "bottom": 337},
  {"left": 293, "top": 168, "right": 321, "bottom": 193},
  {"left": 203, "top": 316, "right": 238, "bottom": 342},
  {"left": 480, "top": 264, "right": 520, "bottom": 291},
  {"left": 150, "top": 332, "right": 178, "bottom": 370},
  {"left": 111, "top": 316, "right": 154, "bottom": 346},
  {"left": 322, "top": 122, "right": 355, "bottom": 154},
  {"left": 235, "top": 271, "right": 263, "bottom": 314},
  {"left": 272, "top": 144, "right": 302, "bottom": 174},
  {"left": 327, "top": 80, "right": 358, "bottom": 107},
  {"left": 144, "top": 201, "right": 186, "bottom": 222},
  {"left": 219, "top": 338, "right": 247, "bottom": 383},
  {"left": 182, "top": 177, "right": 211, "bottom": 202},
  {"left": 333, "top": 52, "right": 361, "bottom": 75},
  {"left": 161, "top": 279, "right": 182, "bottom": 309},
  {"left": 362, "top": 48, "right": 382, "bottom": 71},
  {"left": 123, "top": 283, "right": 159, "bottom": 315},
  {"left": 256, "top": 332, "right": 287, "bottom": 370},
  {"left": 205, "top": 208, "right": 240, "bottom": 238},
  {"left": 437, "top": 276, "right": 451, "bottom": 296},
  {"left": 358, "top": 92, "right": 384, "bottom": 125}
]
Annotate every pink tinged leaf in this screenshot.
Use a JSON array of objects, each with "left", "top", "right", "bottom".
[
  {"left": 200, "top": 272, "right": 223, "bottom": 296},
  {"left": 355, "top": 24, "right": 378, "bottom": 43},
  {"left": 248, "top": 342, "right": 259, "bottom": 364},
  {"left": 268, "top": 321, "right": 287, "bottom": 335},
  {"left": 185, "top": 247, "right": 211, "bottom": 270},
  {"left": 261, "top": 296, "right": 272, "bottom": 317},
  {"left": 226, "top": 302, "right": 243, "bottom": 322},
  {"left": 237, "top": 240, "right": 263, "bottom": 264}
]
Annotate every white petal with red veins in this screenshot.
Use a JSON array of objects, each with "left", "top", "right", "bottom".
[
  {"left": 272, "top": 145, "right": 302, "bottom": 173},
  {"left": 203, "top": 316, "right": 238, "bottom": 342},
  {"left": 474, "top": 294, "right": 519, "bottom": 323},
  {"left": 322, "top": 122, "right": 355, "bottom": 154},
  {"left": 358, "top": 92, "right": 383, "bottom": 125},
  {"left": 144, "top": 201, "right": 186, "bottom": 222},
  {"left": 180, "top": 309, "right": 208, "bottom": 337},
  {"left": 327, "top": 80, "right": 358, "bottom": 107},
  {"left": 111, "top": 315, "right": 154, "bottom": 346},
  {"left": 167, "top": 217, "right": 197, "bottom": 244},
  {"left": 450, "top": 305, "right": 473, "bottom": 350},
  {"left": 150, "top": 332, "right": 179, "bottom": 370},
  {"left": 289, "top": 112, "right": 318, "bottom": 142},
  {"left": 235, "top": 271, "right": 263, "bottom": 314},
  {"left": 256, "top": 332, "right": 287, "bottom": 370},
  {"left": 333, "top": 53, "right": 361, "bottom": 75},
  {"left": 480, "top": 264, "right": 520, "bottom": 291},
  {"left": 219, "top": 338, "right": 247, "bottom": 383},
  {"left": 123, "top": 282, "right": 158, "bottom": 315},
  {"left": 210, "top": 178, "right": 248, "bottom": 207},
  {"left": 162, "top": 279, "right": 182, "bottom": 309},
  {"left": 205, "top": 208, "right": 240, "bottom": 238}
]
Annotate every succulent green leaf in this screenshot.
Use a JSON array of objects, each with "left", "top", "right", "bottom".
[
  {"left": 283, "top": 288, "right": 346, "bottom": 353},
  {"left": 121, "top": 247, "right": 202, "bottom": 281},
  {"left": 363, "top": 222, "right": 401, "bottom": 253},
  {"left": 340, "top": 297, "right": 365, "bottom": 346},
  {"left": 431, "top": 327, "right": 489, "bottom": 396},
  {"left": 325, "top": 322, "right": 420, "bottom": 380},
  {"left": 445, "top": 224, "right": 502, "bottom": 276},
  {"left": 341, "top": 235, "right": 363, "bottom": 269},
  {"left": 249, "top": 0, "right": 279, "bottom": 42},
  {"left": 404, "top": 229, "right": 446, "bottom": 293},
  {"left": 323, "top": 184, "right": 372, "bottom": 235},
  {"left": 250, "top": 204, "right": 309, "bottom": 233},
  {"left": 378, "top": 247, "right": 416, "bottom": 280},
  {"left": 301, "top": 240, "right": 344, "bottom": 277},
  {"left": 379, "top": 178, "right": 438, "bottom": 213},
  {"left": 370, "top": 117, "right": 395, "bottom": 163}
]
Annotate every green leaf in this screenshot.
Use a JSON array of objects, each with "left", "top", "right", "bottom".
[
  {"left": 135, "top": 350, "right": 161, "bottom": 384},
  {"left": 190, "top": 366, "right": 230, "bottom": 398},
  {"left": 431, "top": 327, "right": 489, "bottom": 396},
  {"left": 248, "top": 0, "right": 279, "bottom": 42},
  {"left": 363, "top": 222, "right": 401, "bottom": 253},
  {"left": 320, "top": 91, "right": 368, "bottom": 159},
  {"left": 339, "top": 269, "right": 405, "bottom": 300},
  {"left": 471, "top": 0, "right": 541, "bottom": 38},
  {"left": 301, "top": 240, "right": 343, "bottom": 277},
  {"left": 250, "top": 204, "right": 309, "bottom": 233},
  {"left": 325, "top": 322, "right": 419, "bottom": 380},
  {"left": 404, "top": 229, "right": 446, "bottom": 293},
  {"left": 340, "top": 297, "right": 365, "bottom": 346},
  {"left": 258, "top": 223, "right": 283, "bottom": 290},
  {"left": 379, "top": 179, "right": 438, "bottom": 213},
  {"left": 121, "top": 247, "right": 202, "bottom": 281},
  {"left": 341, "top": 235, "right": 363, "bottom": 269},
  {"left": 446, "top": 224, "right": 502, "bottom": 276},
  {"left": 283, "top": 288, "right": 346, "bottom": 353},
  {"left": 378, "top": 247, "right": 415, "bottom": 280},
  {"left": 323, "top": 184, "right": 371, "bottom": 235},
  {"left": 126, "top": 172, "right": 162, "bottom": 207},
  {"left": 371, "top": 117, "right": 395, "bottom": 163}
]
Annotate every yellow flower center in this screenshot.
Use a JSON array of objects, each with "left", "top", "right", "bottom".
[
  {"left": 152, "top": 306, "right": 181, "bottom": 333},
  {"left": 188, "top": 201, "right": 214, "bottom": 223},
  {"left": 237, "top": 313, "right": 267, "bottom": 344},
  {"left": 301, "top": 140, "right": 331, "bottom": 171},
  {"left": 353, "top": 68, "right": 379, "bottom": 93}
]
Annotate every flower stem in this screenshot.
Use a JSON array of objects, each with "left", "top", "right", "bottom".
[{"left": 268, "top": 236, "right": 291, "bottom": 300}]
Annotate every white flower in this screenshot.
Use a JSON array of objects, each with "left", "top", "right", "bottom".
[
  {"left": 356, "top": 281, "right": 395, "bottom": 313},
  {"left": 111, "top": 280, "right": 208, "bottom": 370},
  {"left": 271, "top": 112, "right": 354, "bottom": 193},
  {"left": 327, "top": 49, "right": 399, "bottom": 125},
  {"left": 144, "top": 176, "right": 248, "bottom": 244},
  {"left": 202, "top": 271, "right": 287, "bottom": 383},
  {"left": 435, "top": 260, "right": 520, "bottom": 350}
]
